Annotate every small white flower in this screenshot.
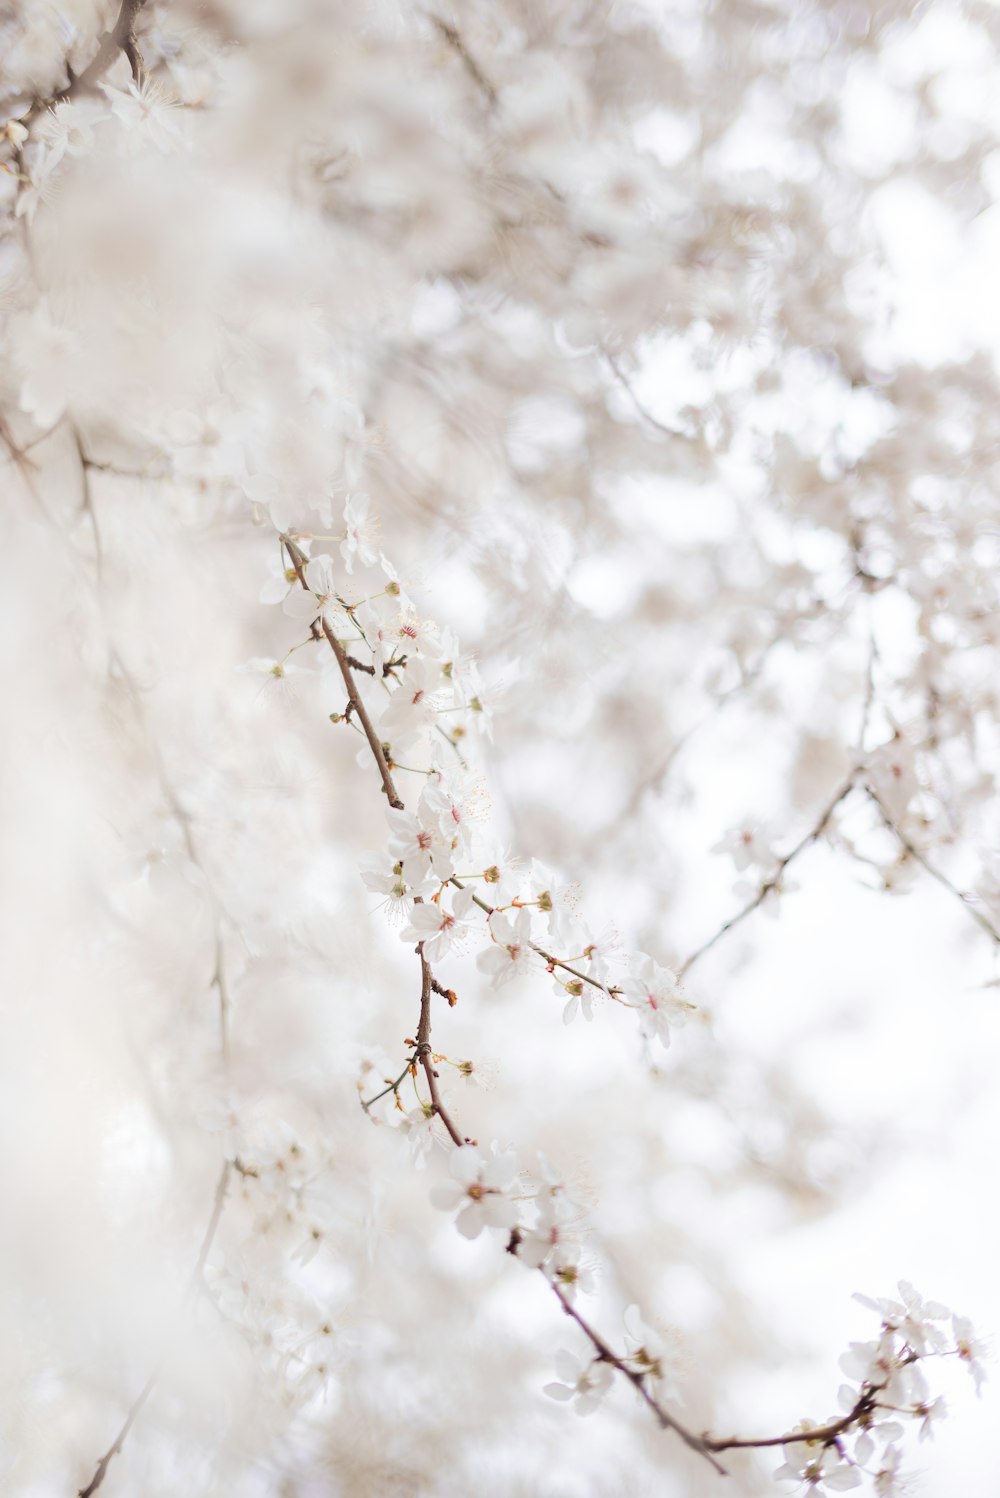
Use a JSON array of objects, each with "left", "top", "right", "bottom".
[
  {"left": 543, "top": 1350, "right": 613, "bottom": 1416},
  {"left": 103, "top": 78, "right": 183, "bottom": 154},
  {"left": 712, "top": 823, "right": 778, "bottom": 872},
  {"left": 529, "top": 860, "right": 580, "bottom": 947},
  {"left": 873, "top": 1445, "right": 902, "bottom": 1497},
  {"left": 477, "top": 908, "right": 538, "bottom": 989},
  {"left": 623, "top": 955, "right": 694, "bottom": 1048},
  {"left": 386, "top": 806, "right": 455, "bottom": 882},
  {"left": 952, "top": 1314, "right": 988, "bottom": 1394},
  {"left": 399, "top": 885, "right": 477, "bottom": 961},
  {"left": 853, "top": 1281, "right": 950, "bottom": 1355},
  {"left": 258, "top": 549, "right": 298, "bottom": 605},
  {"left": 283, "top": 555, "right": 344, "bottom": 630},
  {"left": 340, "top": 492, "right": 380, "bottom": 573},
  {"left": 561, "top": 979, "right": 595, "bottom": 1026},
  {"left": 429, "top": 1145, "right": 519, "bottom": 1239},
  {"left": 773, "top": 1425, "right": 862, "bottom": 1491},
  {"left": 359, "top": 857, "right": 434, "bottom": 925},
  {"left": 379, "top": 655, "right": 446, "bottom": 749}
]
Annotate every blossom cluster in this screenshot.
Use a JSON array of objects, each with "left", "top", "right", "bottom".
[{"left": 262, "top": 498, "right": 698, "bottom": 1055}]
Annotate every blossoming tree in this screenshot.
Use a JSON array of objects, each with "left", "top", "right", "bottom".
[{"left": 1, "top": 1, "right": 996, "bottom": 1494}]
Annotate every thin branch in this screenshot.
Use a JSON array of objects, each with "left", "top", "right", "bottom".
[
  {"left": 281, "top": 535, "right": 404, "bottom": 809},
  {"left": 678, "top": 770, "right": 859, "bottom": 980},
  {"left": 549, "top": 1280, "right": 727, "bottom": 1474},
  {"left": 24, "top": 0, "right": 149, "bottom": 127},
  {"left": 416, "top": 949, "right": 465, "bottom": 1146},
  {"left": 449, "top": 876, "right": 620, "bottom": 999},
  {"left": 604, "top": 353, "right": 683, "bottom": 438},
  {"left": 429, "top": 15, "right": 499, "bottom": 107},
  {"left": 866, "top": 786, "right": 1000, "bottom": 947},
  {"left": 78, "top": 1161, "right": 231, "bottom": 1498}
]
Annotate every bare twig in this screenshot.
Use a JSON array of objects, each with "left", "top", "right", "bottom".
[
  {"left": 866, "top": 786, "right": 1000, "bottom": 948},
  {"left": 430, "top": 15, "right": 498, "bottom": 107},
  {"left": 416, "top": 949, "right": 466, "bottom": 1146},
  {"left": 678, "top": 770, "right": 859, "bottom": 979},
  {"left": 78, "top": 1161, "right": 231, "bottom": 1498},
  {"left": 76, "top": 432, "right": 233, "bottom": 1064}
]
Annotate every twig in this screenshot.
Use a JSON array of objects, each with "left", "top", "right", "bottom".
[
  {"left": 549, "top": 1280, "right": 728, "bottom": 1474},
  {"left": 77, "top": 1161, "right": 231, "bottom": 1498},
  {"left": 280, "top": 535, "right": 403, "bottom": 809},
  {"left": 430, "top": 15, "right": 498, "bottom": 107},
  {"left": 416, "top": 949, "right": 465, "bottom": 1146},
  {"left": 866, "top": 786, "right": 1000, "bottom": 947},
  {"left": 604, "top": 353, "right": 683, "bottom": 438},
  {"left": 678, "top": 770, "right": 859, "bottom": 979},
  {"left": 76, "top": 432, "right": 233, "bottom": 1064}
]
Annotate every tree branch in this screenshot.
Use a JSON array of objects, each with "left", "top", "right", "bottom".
[
  {"left": 78, "top": 1161, "right": 231, "bottom": 1498},
  {"left": 678, "top": 770, "right": 859, "bottom": 979}
]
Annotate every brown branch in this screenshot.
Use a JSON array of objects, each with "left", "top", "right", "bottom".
[
  {"left": 75, "top": 0, "right": 150, "bottom": 91},
  {"left": 416, "top": 949, "right": 466, "bottom": 1146},
  {"left": 430, "top": 15, "right": 498, "bottom": 107},
  {"left": 281, "top": 534, "right": 404, "bottom": 809},
  {"left": 678, "top": 770, "right": 859, "bottom": 979},
  {"left": 549, "top": 1280, "right": 728, "bottom": 1474},
  {"left": 274, "top": 529, "right": 945, "bottom": 1479},
  {"left": 78, "top": 1161, "right": 231, "bottom": 1498}
]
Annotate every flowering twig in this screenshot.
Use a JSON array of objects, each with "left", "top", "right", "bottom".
[
  {"left": 281, "top": 535, "right": 403, "bottom": 809},
  {"left": 549, "top": 1279, "right": 728, "bottom": 1473}
]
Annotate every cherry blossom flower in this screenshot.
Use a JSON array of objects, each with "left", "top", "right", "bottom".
[
  {"left": 429, "top": 1145, "right": 520, "bottom": 1239},
  {"left": 14, "top": 144, "right": 60, "bottom": 224},
  {"left": 543, "top": 1350, "right": 613, "bottom": 1416},
  {"left": 282, "top": 555, "right": 344, "bottom": 630},
  {"left": 379, "top": 655, "right": 446, "bottom": 749},
  {"left": 529, "top": 860, "right": 580, "bottom": 947},
  {"left": 386, "top": 806, "right": 455, "bottom": 882},
  {"left": 623, "top": 1304, "right": 672, "bottom": 1387},
  {"left": 560, "top": 979, "right": 595, "bottom": 1026},
  {"left": 624, "top": 955, "right": 694, "bottom": 1048},
  {"left": 259, "top": 549, "right": 299, "bottom": 605},
  {"left": 359, "top": 856, "right": 434, "bottom": 925},
  {"left": 103, "top": 78, "right": 183, "bottom": 154},
  {"left": 838, "top": 1332, "right": 917, "bottom": 1407},
  {"left": 399, "top": 885, "right": 477, "bottom": 961},
  {"left": 853, "top": 1281, "right": 950, "bottom": 1355},
  {"left": 952, "top": 1314, "right": 988, "bottom": 1394},
  {"left": 712, "top": 822, "right": 778, "bottom": 872},
  {"left": 873, "top": 1444, "right": 902, "bottom": 1496},
  {"left": 477, "top": 908, "right": 538, "bottom": 989},
  {"left": 773, "top": 1425, "right": 862, "bottom": 1492},
  {"left": 340, "top": 492, "right": 380, "bottom": 573},
  {"left": 420, "top": 771, "right": 487, "bottom": 861},
  {"left": 36, "top": 97, "right": 106, "bottom": 162},
  {"left": 913, "top": 1394, "right": 946, "bottom": 1441}
]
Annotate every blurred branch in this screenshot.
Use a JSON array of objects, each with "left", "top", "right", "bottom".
[
  {"left": 24, "top": 0, "right": 149, "bottom": 125},
  {"left": 78, "top": 1161, "right": 231, "bottom": 1498},
  {"left": 678, "top": 769, "right": 860, "bottom": 979},
  {"left": 429, "top": 15, "right": 498, "bottom": 108},
  {"left": 74, "top": 431, "right": 233, "bottom": 1062},
  {"left": 866, "top": 786, "right": 1000, "bottom": 948}
]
